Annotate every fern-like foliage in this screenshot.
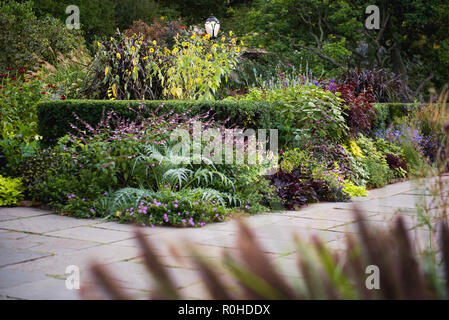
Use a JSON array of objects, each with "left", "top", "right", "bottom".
[{"left": 132, "top": 142, "right": 237, "bottom": 201}]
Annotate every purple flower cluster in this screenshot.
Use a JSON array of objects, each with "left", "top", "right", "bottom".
[
  {"left": 375, "top": 124, "right": 439, "bottom": 160},
  {"left": 114, "top": 196, "right": 232, "bottom": 228}
]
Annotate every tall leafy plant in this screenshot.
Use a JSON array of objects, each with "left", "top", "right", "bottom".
[{"left": 165, "top": 32, "right": 241, "bottom": 100}]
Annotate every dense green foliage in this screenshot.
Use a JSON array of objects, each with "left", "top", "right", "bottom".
[
  {"left": 230, "top": 79, "right": 348, "bottom": 146},
  {"left": 0, "top": 1, "right": 85, "bottom": 72},
  {"left": 235, "top": 0, "right": 449, "bottom": 98}
]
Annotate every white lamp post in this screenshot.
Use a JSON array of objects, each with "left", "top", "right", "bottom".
[{"left": 205, "top": 14, "right": 220, "bottom": 39}]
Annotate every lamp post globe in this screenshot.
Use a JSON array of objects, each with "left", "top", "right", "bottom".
[{"left": 205, "top": 14, "right": 220, "bottom": 39}]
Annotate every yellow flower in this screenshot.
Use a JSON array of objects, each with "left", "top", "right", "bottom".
[
  {"left": 212, "top": 44, "right": 218, "bottom": 48},
  {"left": 97, "top": 42, "right": 101, "bottom": 47},
  {"left": 110, "top": 37, "right": 114, "bottom": 41},
  {"left": 221, "top": 36, "right": 225, "bottom": 42},
  {"left": 160, "top": 16, "right": 165, "bottom": 20},
  {"left": 131, "top": 46, "right": 135, "bottom": 51},
  {"left": 207, "top": 53, "right": 212, "bottom": 59},
  {"left": 143, "top": 56, "right": 149, "bottom": 60},
  {"left": 231, "top": 38, "right": 236, "bottom": 44},
  {"left": 139, "top": 41, "right": 142, "bottom": 45},
  {"left": 111, "top": 83, "right": 117, "bottom": 97},
  {"left": 234, "top": 47, "right": 240, "bottom": 53},
  {"left": 240, "top": 40, "right": 244, "bottom": 46},
  {"left": 191, "top": 34, "right": 196, "bottom": 39},
  {"left": 172, "top": 47, "right": 179, "bottom": 54},
  {"left": 152, "top": 40, "right": 157, "bottom": 45},
  {"left": 116, "top": 52, "right": 121, "bottom": 59},
  {"left": 105, "top": 66, "right": 109, "bottom": 76},
  {"left": 229, "top": 31, "right": 233, "bottom": 36},
  {"left": 116, "top": 211, "right": 121, "bottom": 216},
  {"left": 149, "top": 48, "right": 155, "bottom": 53}
]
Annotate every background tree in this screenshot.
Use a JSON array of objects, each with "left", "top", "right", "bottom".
[{"left": 0, "top": 0, "right": 85, "bottom": 71}]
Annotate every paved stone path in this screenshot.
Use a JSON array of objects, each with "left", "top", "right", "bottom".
[{"left": 0, "top": 178, "right": 445, "bottom": 299}]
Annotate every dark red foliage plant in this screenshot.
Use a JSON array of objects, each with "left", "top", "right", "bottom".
[
  {"left": 329, "top": 82, "right": 377, "bottom": 136},
  {"left": 343, "top": 68, "right": 408, "bottom": 102},
  {"left": 269, "top": 167, "right": 349, "bottom": 210}
]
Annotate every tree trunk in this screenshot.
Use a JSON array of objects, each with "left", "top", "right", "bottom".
[{"left": 392, "top": 45, "right": 412, "bottom": 102}]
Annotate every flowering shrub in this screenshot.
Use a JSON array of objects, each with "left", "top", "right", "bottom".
[
  {"left": 374, "top": 124, "right": 439, "bottom": 163},
  {"left": 0, "top": 69, "right": 55, "bottom": 129},
  {"left": 166, "top": 32, "right": 241, "bottom": 100},
  {"left": 93, "top": 188, "right": 231, "bottom": 227},
  {"left": 0, "top": 69, "right": 55, "bottom": 174},
  {"left": 34, "top": 106, "right": 220, "bottom": 203},
  {"left": 83, "top": 29, "right": 242, "bottom": 100},
  {"left": 83, "top": 31, "right": 171, "bottom": 100}
]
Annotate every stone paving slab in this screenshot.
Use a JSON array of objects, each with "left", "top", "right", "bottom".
[
  {"left": 0, "top": 207, "right": 51, "bottom": 222},
  {"left": 4, "top": 245, "right": 140, "bottom": 276},
  {"left": 0, "top": 278, "right": 79, "bottom": 300},
  {"left": 0, "top": 269, "right": 48, "bottom": 289},
  {"left": 7, "top": 234, "right": 101, "bottom": 255},
  {"left": 45, "top": 226, "right": 135, "bottom": 243},
  {"left": 329, "top": 219, "right": 418, "bottom": 233},
  {"left": 0, "top": 215, "right": 101, "bottom": 234},
  {"left": 0, "top": 230, "right": 29, "bottom": 240},
  {"left": 0, "top": 247, "right": 50, "bottom": 268}
]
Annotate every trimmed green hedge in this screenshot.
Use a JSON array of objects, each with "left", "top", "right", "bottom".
[{"left": 37, "top": 100, "right": 274, "bottom": 145}]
